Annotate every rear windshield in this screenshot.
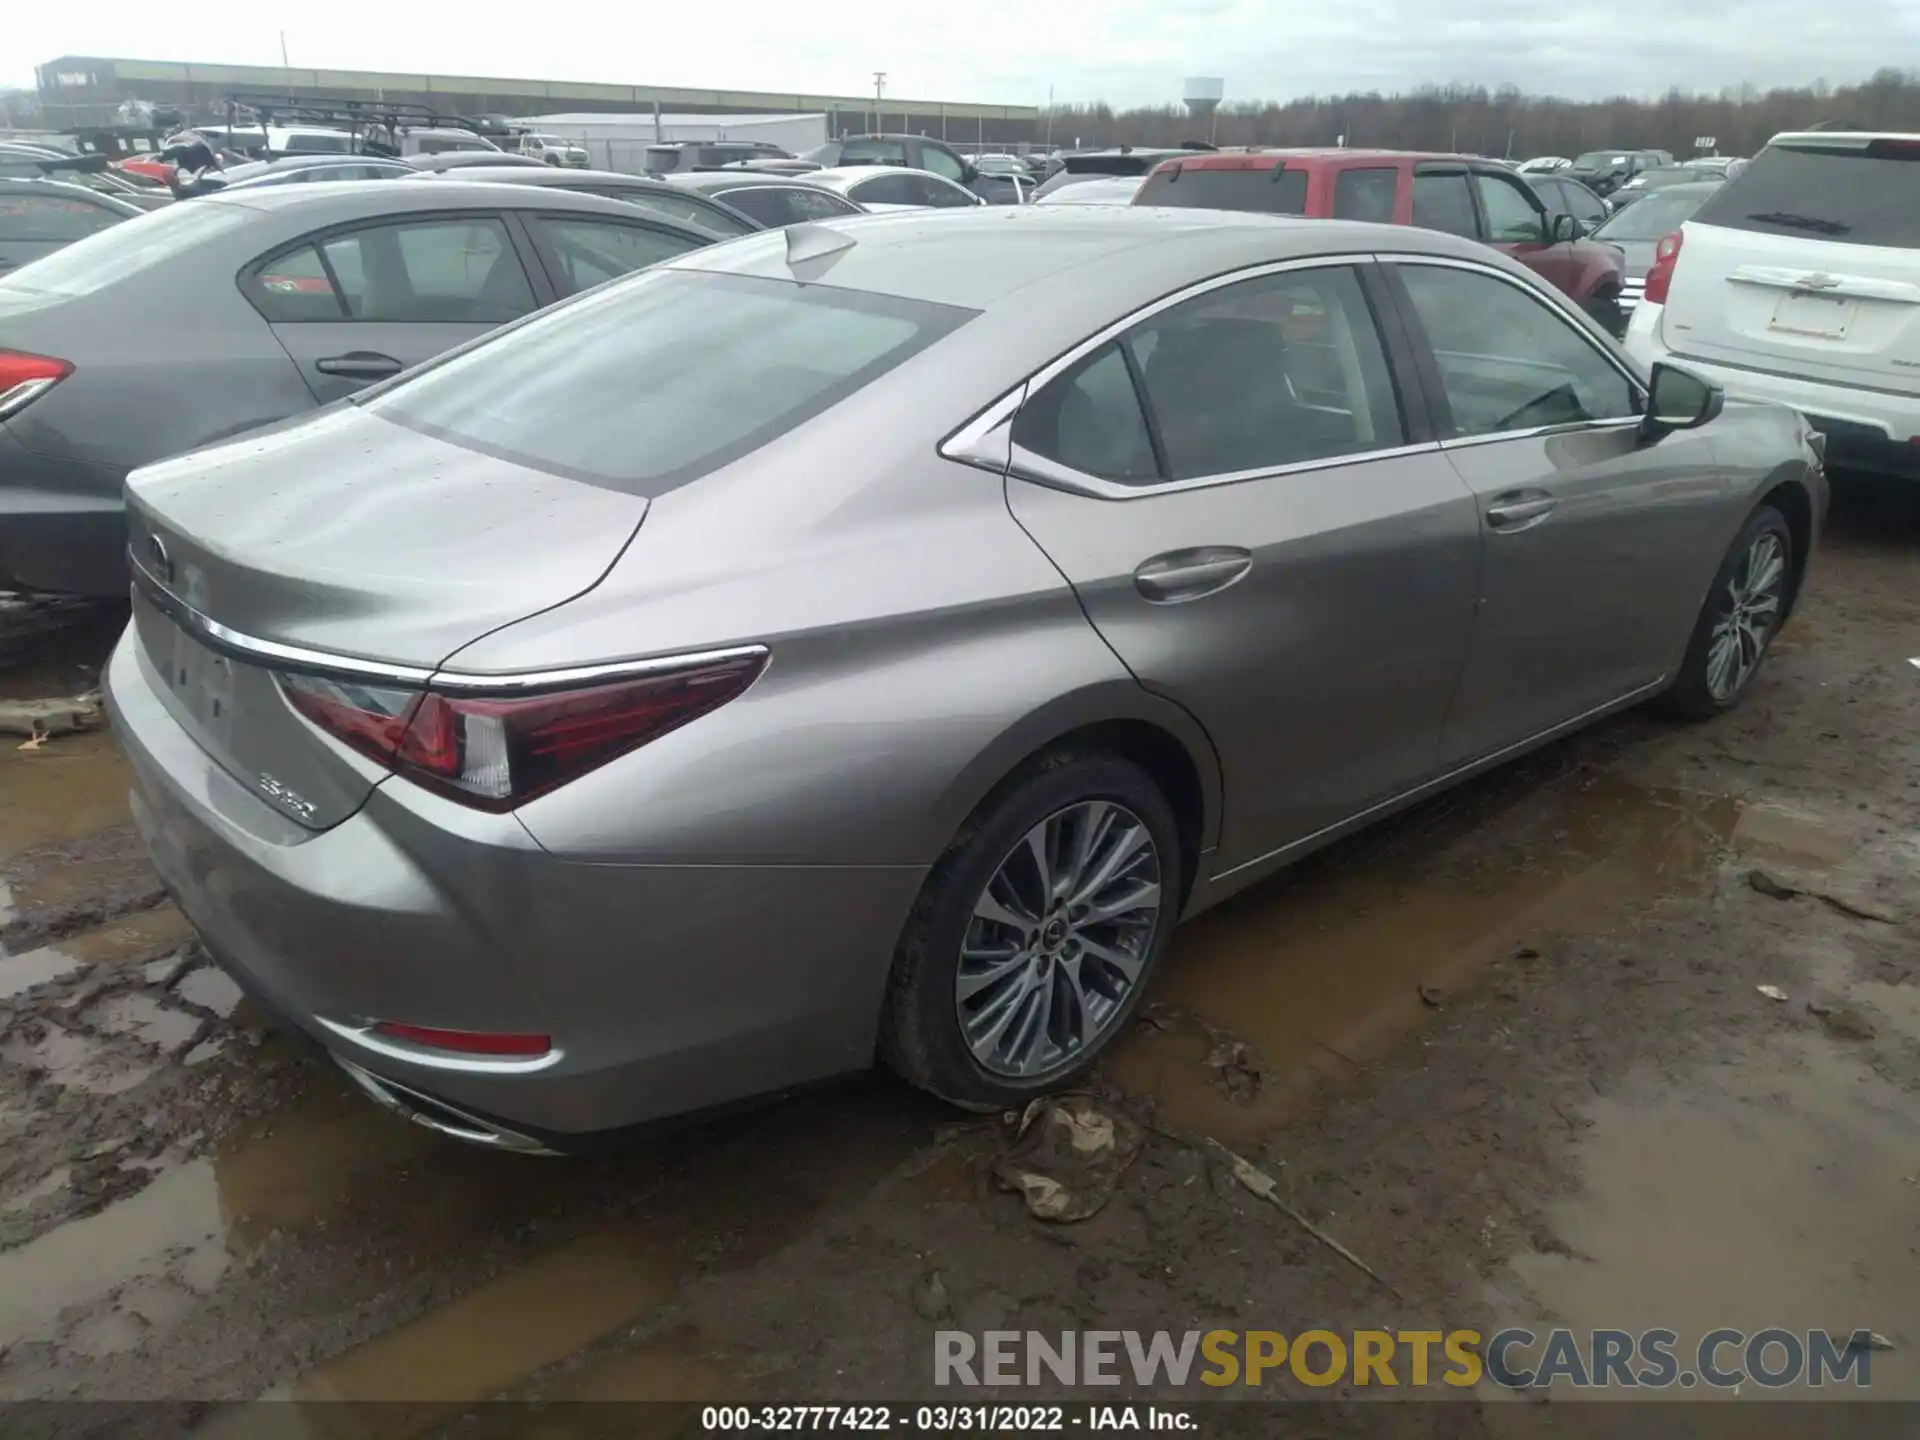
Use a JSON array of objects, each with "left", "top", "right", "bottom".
[
  {"left": 1691, "top": 139, "right": 1920, "bottom": 248},
  {"left": 1594, "top": 187, "right": 1718, "bottom": 241},
  {"left": 0, "top": 199, "right": 250, "bottom": 297},
  {"left": 1134, "top": 165, "right": 1308, "bottom": 214},
  {"left": 365, "top": 269, "right": 975, "bottom": 494}
]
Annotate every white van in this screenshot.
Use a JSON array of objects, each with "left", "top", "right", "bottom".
[
  {"left": 518, "top": 133, "right": 588, "bottom": 168},
  {"left": 1625, "top": 131, "right": 1920, "bottom": 479}
]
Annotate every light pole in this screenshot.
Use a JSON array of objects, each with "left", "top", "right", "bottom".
[{"left": 872, "top": 71, "right": 885, "bottom": 134}]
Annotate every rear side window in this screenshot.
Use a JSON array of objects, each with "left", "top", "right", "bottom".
[
  {"left": 248, "top": 217, "right": 536, "bottom": 324},
  {"left": 1012, "top": 344, "right": 1158, "bottom": 483},
  {"left": 1134, "top": 165, "right": 1308, "bottom": 215},
  {"left": 1691, "top": 139, "right": 1920, "bottom": 248},
  {"left": 1333, "top": 167, "right": 1398, "bottom": 223},
  {"left": 840, "top": 138, "right": 911, "bottom": 167},
  {"left": 718, "top": 186, "right": 860, "bottom": 227},
  {"left": 604, "top": 188, "right": 753, "bottom": 236},
  {"left": 0, "top": 194, "right": 123, "bottom": 243},
  {"left": 0, "top": 198, "right": 250, "bottom": 297},
  {"left": 366, "top": 269, "right": 974, "bottom": 493},
  {"left": 1412, "top": 171, "right": 1478, "bottom": 237}
]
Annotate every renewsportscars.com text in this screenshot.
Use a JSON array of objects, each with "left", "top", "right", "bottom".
[{"left": 934, "top": 1328, "right": 1882, "bottom": 1390}]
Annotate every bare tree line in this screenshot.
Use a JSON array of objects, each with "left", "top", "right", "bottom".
[{"left": 1043, "top": 67, "right": 1920, "bottom": 158}]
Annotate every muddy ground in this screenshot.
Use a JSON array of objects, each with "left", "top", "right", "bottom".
[{"left": 0, "top": 479, "right": 1914, "bottom": 1432}]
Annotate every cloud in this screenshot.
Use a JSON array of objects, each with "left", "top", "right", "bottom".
[{"left": 7, "top": 0, "right": 1913, "bottom": 108}]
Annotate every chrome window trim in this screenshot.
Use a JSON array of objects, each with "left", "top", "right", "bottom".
[
  {"left": 1440, "top": 415, "right": 1644, "bottom": 453},
  {"left": 131, "top": 550, "right": 768, "bottom": 695},
  {"left": 320, "top": 1017, "right": 565, "bottom": 1075},
  {"left": 939, "top": 255, "right": 1429, "bottom": 499}
]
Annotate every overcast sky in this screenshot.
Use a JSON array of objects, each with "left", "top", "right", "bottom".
[{"left": 7, "top": 2, "right": 1914, "bottom": 109}]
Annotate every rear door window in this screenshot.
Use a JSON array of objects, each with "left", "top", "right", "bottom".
[
  {"left": 1412, "top": 170, "right": 1479, "bottom": 237},
  {"left": 302, "top": 217, "right": 536, "bottom": 323},
  {"left": 718, "top": 186, "right": 859, "bottom": 227},
  {"left": 525, "top": 215, "right": 706, "bottom": 295},
  {"left": 918, "top": 147, "right": 966, "bottom": 182},
  {"left": 839, "top": 138, "right": 911, "bottom": 167},
  {"left": 1690, "top": 138, "right": 1920, "bottom": 248},
  {"left": 851, "top": 173, "right": 920, "bottom": 206},
  {"left": 366, "top": 269, "right": 974, "bottom": 494},
  {"left": 594, "top": 186, "right": 752, "bottom": 236},
  {"left": 1134, "top": 165, "right": 1309, "bottom": 214},
  {"left": 1333, "top": 167, "right": 1398, "bottom": 223}
]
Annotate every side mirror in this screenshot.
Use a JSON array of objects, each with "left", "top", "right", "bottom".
[
  {"left": 1551, "top": 213, "right": 1584, "bottom": 242},
  {"left": 1641, "top": 362, "right": 1723, "bottom": 437}
]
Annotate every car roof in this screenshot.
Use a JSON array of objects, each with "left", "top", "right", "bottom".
[
  {"left": 428, "top": 165, "right": 658, "bottom": 186},
  {"left": 1163, "top": 148, "right": 1481, "bottom": 171},
  {"left": 0, "top": 175, "right": 143, "bottom": 212},
  {"left": 808, "top": 165, "right": 959, "bottom": 191},
  {"left": 662, "top": 171, "right": 836, "bottom": 194},
  {"left": 193, "top": 178, "right": 714, "bottom": 230},
  {"left": 663, "top": 205, "right": 1503, "bottom": 312}
]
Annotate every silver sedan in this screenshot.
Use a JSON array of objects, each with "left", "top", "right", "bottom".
[{"left": 106, "top": 208, "right": 1826, "bottom": 1151}]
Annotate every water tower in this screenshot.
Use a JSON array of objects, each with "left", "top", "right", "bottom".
[{"left": 1183, "top": 77, "right": 1225, "bottom": 127}]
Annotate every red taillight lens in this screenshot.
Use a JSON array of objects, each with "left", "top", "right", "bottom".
[
  {"left": 371, "top": 1022, "right": 551, "bottom": 1057},
  {"left": 277, "top": 649, "right": 766, "bottom": 810},
  {"left": 1642, "top": 229, "right": 1685, "bottom": 306},
  {"left": 0, "top": 349, "right": 74, "bottom": 420}
]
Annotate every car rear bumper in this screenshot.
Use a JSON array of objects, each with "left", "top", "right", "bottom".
[
  {"left": 104, "top": 627, "right": 924, "bottom": 1145},
  {"left": 0, "top": 429, "right": 128, "bottom": 596},
  {"left": 1625, "top": 302, "right": 1920, "bottom": 473}
]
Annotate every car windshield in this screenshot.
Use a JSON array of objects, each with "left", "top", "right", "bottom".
[
  {"left": 1573, "top": 152, "right": 1625, "bottom": 168},
  {"left": 366, "top": 269, "right": 975, "bottom": 495},
  {"left": 1594, "top": 188, "right": 1718, "bottom": 241},
  {"left": 1691, "top": 138, "right": 1920, "bottom": 249},
  {"left": 1134, "top": 165, "right": 1309, "bottom": 214},
  {"left": 0, "top": 198, "right": 250, "bottom": 297}
]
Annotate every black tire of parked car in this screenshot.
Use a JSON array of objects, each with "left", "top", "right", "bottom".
[
  {"left": 1587, "top": 286, "right": 1627, "bottom": 339},
  {"left": 1663, "top": 504, "right": 1794, "bottom": 720},
  {"left": 880, "top": 749, "right": 1181, "bottom": 1110}
]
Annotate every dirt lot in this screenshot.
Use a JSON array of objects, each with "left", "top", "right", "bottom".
[{"left": 0, "top": 478, "right": 1914, "bottom": 1430}]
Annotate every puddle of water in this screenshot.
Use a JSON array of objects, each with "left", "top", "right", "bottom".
[
  {"left": 1493, "top": 1035, "right": 1920, "bottom": 1401},
  {"left": 281, "top": 1226, "right": 682, "bottom": 1403},
  {"left": 0, "top": 1158, "right": 229, "bottom": 1350},
  {"left": 1108, "top": 777, "right": 1741, "bottom": 1140},
  {"left": 0, "top": 944, "right": 84, "bottom": 999},
  {"left": 1731, "top": 798, "right": 1865, "bottom": 871},
  {"left": 0, "top": 731, "right": 133, "bottom": 869},
  {"left": 175, "top": 964, "right": 245, "bottom": 1018},
  {"left": 537, "top": 1330, "right": 735, "bottom": 1401}
]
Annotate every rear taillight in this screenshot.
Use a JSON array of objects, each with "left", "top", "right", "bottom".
[
  {"left": 277, "top": 649, "right": 766, "bottom": 810},
  {"left": 0, "top": 350, "right": 74, "bottom": 421},
  {"left": 371, "top": 1022, "right": 551, "bottom": 1057},
  {"left": 1642, "top": 229, "right": 1684, "bottom": 306}
]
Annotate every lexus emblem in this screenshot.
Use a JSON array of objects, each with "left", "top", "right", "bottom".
[{"left": 147, "top": 532, "right": 174, "bottom": 585}]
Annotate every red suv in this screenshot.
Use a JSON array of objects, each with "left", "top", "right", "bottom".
[{"left": 1134, "top": 149, "right": 1629, "bottom": 333}]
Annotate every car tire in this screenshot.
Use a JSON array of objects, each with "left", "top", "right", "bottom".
[
  {"left": 1587, "top": 286, "right": 1626, "bottom": 338},
  {"left": 1663, "top": 505, "right": 1794, "bottom": 720},
  {"left": 880, "top": 749, "right": 1180, "bottom": 1111}
]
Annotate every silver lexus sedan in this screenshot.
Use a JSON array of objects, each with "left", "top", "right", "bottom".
[{"left": 106, "top": 208, "right": 1827, "bottom": 1152}]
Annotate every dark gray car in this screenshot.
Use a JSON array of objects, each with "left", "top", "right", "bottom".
[
  {"left": 422, "top": 165, "right": 758, "bottom": 238},
  {"left": 0, "top": 178, "right": 143, "bottom": 271},
  {"left": 1591, "top": 181, "right": 1724, "bottom": 323},
  {"left": 0, "top": 182, "right": 719, "bottom": 597},
  {"left": 661, "top": 171, "right": 865, "bottom": 227}
]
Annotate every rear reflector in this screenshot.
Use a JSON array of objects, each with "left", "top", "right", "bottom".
[
  {"left": 0, "top": 349, "right": 74, "bottom": 421},
  {"left": 371, "top": 1022, "right": 552, "bottom": 1057},
  {"left": 277, "top": 648, "right": 766, "bottom": 810}
]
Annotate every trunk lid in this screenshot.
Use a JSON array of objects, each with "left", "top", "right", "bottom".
[
  {"left": 1658, "top": 135, "right": 1920, "bottom": 395},
  {"left": 126, "top": 402, "right": 649, "bottom": 829}
]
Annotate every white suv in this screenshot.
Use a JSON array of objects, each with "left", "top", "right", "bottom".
[{"left": 1624, "top": 131, "right": 1920, "bottom": 479}]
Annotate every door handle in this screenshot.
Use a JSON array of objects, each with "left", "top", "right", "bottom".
[
  {"left": 314, "top": 351, "right": 403, "bottom": 379},
  {"left": 1133, "top": 547, "right": 1253, "bottom": 603},
  {"left": 1485, "top": 492, "right": 1558, "bottom": 532}
]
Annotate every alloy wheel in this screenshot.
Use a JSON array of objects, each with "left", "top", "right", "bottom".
[
  {"left": 1705, "top": 531, "right": 1786, "bottom": 702},
  {"left": 956, "top": 800, "right": 1162, "bottom": 1079}
]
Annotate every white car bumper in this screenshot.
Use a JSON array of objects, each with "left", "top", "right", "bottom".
[{"left": 1626, "top": 301, "right": 1920, "bottom": 447}]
